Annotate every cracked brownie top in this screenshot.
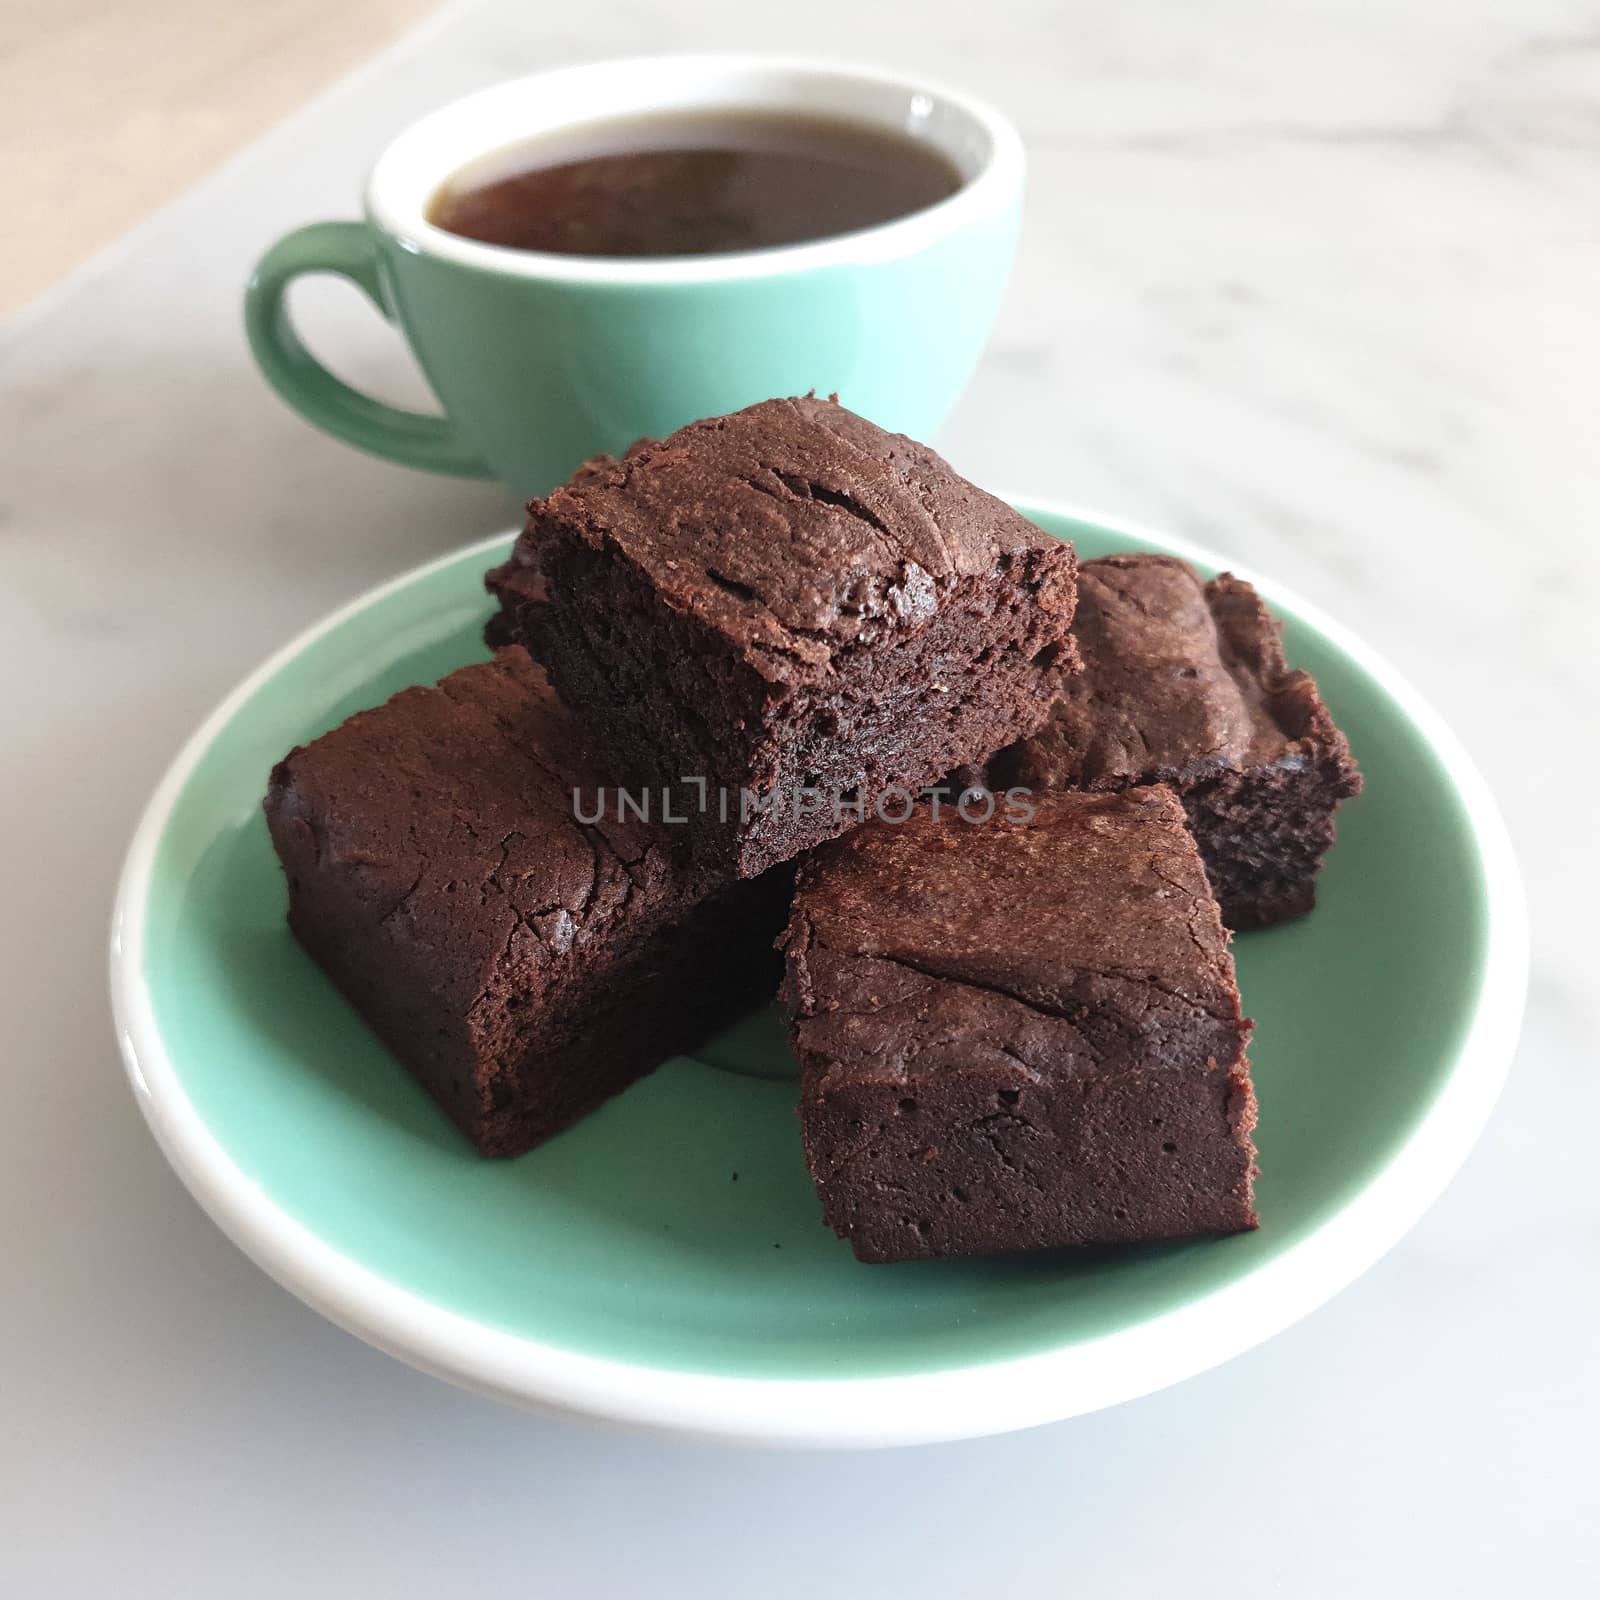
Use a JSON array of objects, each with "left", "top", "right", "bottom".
[
  {"left": 780, "top": 786, "right": 1248, "bottom": 1085},
  {"left": 1000, "top": 554, "right": 1359, "bottom": 792},
  {"left": 264, "top": 647, "right": 705, "bottom": 1015},
  {"left": 487, "top": 394, "right": 1075, "bottom": 682}
]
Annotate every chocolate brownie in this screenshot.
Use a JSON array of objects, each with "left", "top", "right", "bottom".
[
  {"left": 264, "top": 647, "right": 787, "bottom": 1158},
  {"left": 991, "top": 555, "right": 1361, "bottom": 928},
  {"left": 780, "top": 787, "right": 1258, "bottom": 1263},
  {"left": 486, "top": 396, "right": 1078, "bottom": 878}
]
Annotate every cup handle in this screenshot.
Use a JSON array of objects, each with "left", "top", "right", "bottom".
[{"left": 244, "top": 221, "right": 493, "bottom": 477}]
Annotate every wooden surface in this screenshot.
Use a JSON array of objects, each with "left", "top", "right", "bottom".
[{"left": 0, "top": 0, "right": 439, "bottom": 317}]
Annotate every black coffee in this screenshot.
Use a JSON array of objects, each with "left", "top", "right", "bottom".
[{"left": 426, "top": 110, "right": 964, "bottom": 258}]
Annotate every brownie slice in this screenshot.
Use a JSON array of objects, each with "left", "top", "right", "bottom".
[
  {"left": 486, "top": 395, "right": 1078, "bottom": 879},
  {"left": 779, "top": 787, "right": 1258, "bottom": 1264},
  {"left": 264, "top": 647, "right": 788, "bottom": 1158},
  {"left": 991, "top": 554, "right": 1361, "bottom": 928}
]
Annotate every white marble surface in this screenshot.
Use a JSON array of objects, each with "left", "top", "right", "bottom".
[{"left": 3, "top": 0, "right": 1597, "bottom": 1592}]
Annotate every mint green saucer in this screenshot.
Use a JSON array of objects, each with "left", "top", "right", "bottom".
[{"left": 111, "top": 502, "right": 1526, "bottom": 1446}]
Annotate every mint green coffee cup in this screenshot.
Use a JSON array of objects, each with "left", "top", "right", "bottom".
[{"left": 245, "top": 55, "right": 1025, "bottom": 498}]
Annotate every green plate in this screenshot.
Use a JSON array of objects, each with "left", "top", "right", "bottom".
[{"left": 111, "top": 503, "right": 1525, "bottom": 1446}]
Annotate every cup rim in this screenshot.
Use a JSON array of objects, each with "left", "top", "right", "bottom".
[{"left": 364, "top": 53, "right": 1025, "bottom": 285}]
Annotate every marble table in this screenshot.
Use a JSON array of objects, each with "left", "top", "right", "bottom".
[{"left": 3, "top": 1, "right": 1595, "bottom": 1592}]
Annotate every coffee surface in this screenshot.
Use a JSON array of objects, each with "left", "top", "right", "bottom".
[{"left": 427, "top": 110, "right": 964, "bottom": 258}]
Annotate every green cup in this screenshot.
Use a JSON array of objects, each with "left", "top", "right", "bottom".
[{"left": 245, "top": 55, "right": 1024, "bottom": 497}]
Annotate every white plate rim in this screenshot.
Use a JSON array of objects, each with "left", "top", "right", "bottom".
[{"left": 108, "top": 500, "right": 1528, "bottom": 1450}]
